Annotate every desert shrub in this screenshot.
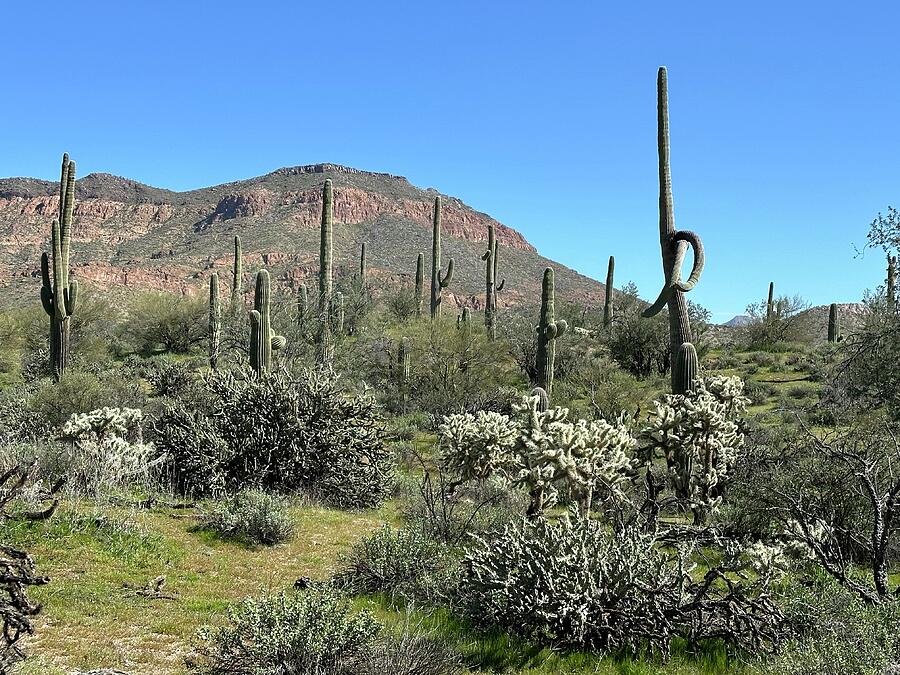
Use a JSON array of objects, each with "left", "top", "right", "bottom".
[
  {"left": 120, "top": 292, "right": 207, "bottom": 356},
  {"left": 461, "top": 514, "right": 786, "bottom": 656},
  {"left": 400, "top": 469, "right": 527, "bottom": 547},
  {"left": 59, "top": 407, "right": 159, "bottom": 496},
  {"left": 26, "top": 370, "right": 145, "bottom": 429},
  {"left": 602, "top": 283, "right": 670, "bottom": 378},
  {"left": 0, "top": 388, "right": 48, "bottom": 443},
  {"left": 342, "top": 618, "right": 464, "bottom": 675},
  {"left": 187, "top": 586, "right": 380, "bottom": 675},
  {"left": 743, "top": 379, "right": 776, "bottom": 406},
  {"left": 155, "top": 368, "right": 393, "bottom": 507},
  {"left": 334, "top": 525, "right": 458, "bottom": 602},
  {"left": 553, "top": 350, "right": 649, "bottom": 420},
  {"left": 140, "top": 357, "right": 199, "bottom": 398},
  {"left": 741, "top": 294, "right": 813, "bottom": 350},
  {"left": 760, "top": 579, "right": 900, "bottom": 675},
  {"left": 749, "top": 351, "right": 778, "bottom": 368},
  {"left": 199, "top": 490, "right": 295, "bottom": 546}
]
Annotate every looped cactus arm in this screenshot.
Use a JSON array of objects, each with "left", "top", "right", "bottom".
[
  {"left": 642, "top": 230, "right": 705, "bottom": 318},
  {"left": 440, "top": 258, "right": 454, "bottom": 288}
]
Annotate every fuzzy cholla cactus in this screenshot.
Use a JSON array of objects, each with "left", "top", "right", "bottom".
[
  {"left": 642, "top": 375, "right": 749, "bottom": 524},
  {"left": 514, "top": 395, "right": 637, "bottom": 516},
  {"left": 60, "top": 407, "right": 157, "bottom": 495},
  {"left": 438, "top": 411, "right": 518, "bottom": 483},
  {"left": 438, "top": 395, "right": 638, "bottom": 517}
]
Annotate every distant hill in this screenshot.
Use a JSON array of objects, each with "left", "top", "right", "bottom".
[
  {"left": 723, "top": 315, "right": 751, "bottom": 328},
  {"left": 0, "top": 163, "right": 607, "bottom": 310}
]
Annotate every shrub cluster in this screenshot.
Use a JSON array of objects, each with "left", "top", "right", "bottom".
[{"left": 199, "top": 490, "right": 295, "bottom": 546}]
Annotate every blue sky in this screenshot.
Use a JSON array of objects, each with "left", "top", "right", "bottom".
[{"left": 2, "top": 1, "right": 897, "bottom": 320}]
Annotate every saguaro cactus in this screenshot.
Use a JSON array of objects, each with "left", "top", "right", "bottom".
[
  {"left": 535, "top": 267, "right": 567, "bottom": 398},
  {"left": 397, "top": 337, "right": 411, "bottom": 412},
  {"left": 208, "top": 273, "right": 221, "bottom": 370},
  {"left": 414, "top": 253, "right": 424, "bottom": 318},
  {"left": 297, "top": 283, "right": 309, "bottom": 324},
  {"left": 230, "top": 236, "right": 243, "bottom": 315},
  {"left": 673, "top": 342, "right": 699, "bottom": 394},
  {"left": 430, "top": 196, "right": 454, "bottom": 318},
  {"left": 249, "top": 270, "right": 285, "bottom": 375},
  {"left": 40, "top": 153, "right": 79, "bottom": 381},
  {"left": 766, "top": 282, "right": 775, "bottom": 323},
  {"left": 828, "top": 303, "right": 840, "bottom": 343},
  {"left": 482, "top": 224, "right": 505, "bottom": 339},
  {"left": 603, "top": 256, "right": 615, "bottom": 328},
  {"left": 317, "top": 179, "right": 334, "bottom": 361},
  {"left": 457, "top": 307, "right": 471, "bottom": 329},
  {"left": 359, "top": 242, "right": 367, "bottom": 284},
  {"left": 888, "top": 254, "right": 895, "bottom": 307},
  {"left": 642, "top": 67, "right": 705, "bottom": 391}
]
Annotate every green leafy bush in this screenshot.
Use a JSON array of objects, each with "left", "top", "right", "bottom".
[
  {"left": 199, "top": 490, "right": 295, "bottom": 546},
  {"left": 187, "top": 586, "right": 380, "bottom": 674}
]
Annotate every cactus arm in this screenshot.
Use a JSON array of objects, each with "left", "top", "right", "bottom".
[
  {"left": 64, "top": 277, "right": 78, "bottom": 315},
  {"left": 249, "top": 309, "right": 261, "bottom": 373},
  {"left": 440, "top": 258, "right": 454, "bottom": 287},
  {"left": 271, "top": 335, "right": 287, "bottom": 351},
  {"left": 40, "top": 253, "right": 54, "bottom": 316},
  {"left": 672, "top": 230, "right": 705, "bottom": 292},
  {"left": 496, "top": 279, "right": 505, "bottom": 292},
  {"left": 60, "top": 160, "right": 76, "bottom": 277},
  {"left": 50, "top": 219, "right": 64, "bottom": 319}
]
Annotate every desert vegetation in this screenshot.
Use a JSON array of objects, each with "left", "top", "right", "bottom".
[{"left": 1, "top": 67, "right": 899, "bottom": 675}]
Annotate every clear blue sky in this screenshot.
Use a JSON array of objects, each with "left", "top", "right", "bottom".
[{"left": 2, "top": 1, "right": 896, "bottom": 320}]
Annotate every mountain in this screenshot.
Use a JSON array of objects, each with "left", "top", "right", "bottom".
[
  {"left": 723, "top": 315, "right": 751, "bottom": 327},
  {"left": 0, "top": 163, "right": 606, "bottom": 310}
]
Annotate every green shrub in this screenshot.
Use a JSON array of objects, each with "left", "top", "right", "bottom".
[
  {"left": 187, "top": 586, "right": 380, "bottom": 674},
  {"left": 334, "top": 525, "right": 458, "bottom": 602},
  {"left": 120, "top": 292, "right": 207, "bottom": 356},
  {"left": 26, "top": 370, "right": 145, "bottom": 429},
  {"left": 154, "top": 368, "right": 394, "bottom": 508},
  {"left": 199, "top": 490, "right": 295, "bottom": 546}
]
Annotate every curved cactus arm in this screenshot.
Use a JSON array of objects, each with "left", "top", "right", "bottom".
[
  {"left": 271, "top": 335, "right": 287, "bottom": 351},
  {"left": 440, "top": 258, "right": 454, "bottom": 287},
  {"left": 642, "top": 283, "right": 672, "bottom": 318},
  {"left": 40, "top": 253, "right": 54, "bottom": 315},
  {"left": 496, "top": 278, "right": 505, "bottom": 292},
  {"left": 64, "top": 277, "right": 78, "bottom": 315},
  {"left": 481, "top": 249, "right": 490, "bottom": 262},
  {"left": 249, "top": 309, "right": 262, "bottom": 373},
  {"left": 672, "top": 230, "right": 705, "bottom": 292}
]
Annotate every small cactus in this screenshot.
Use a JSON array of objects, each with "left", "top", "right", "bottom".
[
  {"left": 766, "top": 282, "right": 775, "bottom": 323},
  {"left": 535, "top": 268, "right": 567, "bottom": 398},
  {"left": 359, "top": 242, "right": 367, "bottom": 285},
  {"left": 397, "top": 337, "right": 411, "bottom": 413},
  {"left": 673, "top": 342, "right": 699, "bottom": 394},
  {"left": 40, "top": 153, "right": 79, "bottom": 381},
  {"left": 414, "top": 252, "right": 424, "bottom": 318},
  {"left": 249, "top": 270, "right": 285, "bottom": 375},
  {"left": 603, "top": 256, "right": 615, "bottom": 328},
  {"left": 430, "top": 196, "right": 454, "bottom": 318},
  {"left": 208, "top": 273, "right": 221, "bottom": 370},
  {"left": 230, "top": 235, "right": 243, "bottom": 315},
  {"left": 530, "top": 386, "right": 550, "bottom": 413},
  {"left": 888, "top": 254, "right": 895, "bottom": 307},
  {"left": 457, "top": 306, "right": 471, "bottom": 330},
  {"left": 642, "top": 67, "right": 706, "bottom": 392},
  {"left": 828, "top": 303, "right": 840, "bottom": 343},
  {"left": 297, "top": 283, "right": 309, "bottom": 324}
]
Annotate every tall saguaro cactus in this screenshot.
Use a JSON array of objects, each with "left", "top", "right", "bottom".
[
  {"left": 535, "top": 267, "right": 568, "bottom": 398},
  {"left": 414, "top": 253, "right": 424, "bottom": 318},
  {"left": 230, "top": 236, "right": 243, "bottom": 315},
  {"left": 249, "top": 270, "right": 285, "bottom": 375},
  {"left": 642, "top": 67, "right": 706, "bottom": 391},
  {"left": 317, "top": 179, "right": 334, "bottom": 361},
  {"left": 828, "top": 303, "right": 840, "bottom": 343},
  {"left": 482, "top": 224, "right": 505, "bottom": 339},
  {"left": 41, "top": 153, "right": 79, "bottom": 381},
  {"left": 603, "top": 256, "right": 615, "bottom": 328},
  {"left": 359, "top": 242, "right": 367, "bottom": 284},
  {"left": 208, "top": 273, "right": 221, "bottom": 370},
  {"left": 430, "top": 196, "right": 454, "bottom": 318},
  {"left": 766, "top": 282, "right": 775, "bottom": 323}
]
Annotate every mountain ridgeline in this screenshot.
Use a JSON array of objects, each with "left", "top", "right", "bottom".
[{"left": 0, "top": 163, "right": 606, "bottom": 309}]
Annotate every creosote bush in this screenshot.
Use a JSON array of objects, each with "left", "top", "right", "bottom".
[{"left": 199, "top": 489, "right": 295, "bottom": 546}]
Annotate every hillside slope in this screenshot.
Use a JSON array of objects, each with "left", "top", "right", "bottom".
[{"left": 0, "top": 163, "right": 606, "bottom": 309}]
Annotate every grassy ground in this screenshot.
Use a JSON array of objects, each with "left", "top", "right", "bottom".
[{"left": 5, "top": 496, "right": 750, "bottom": 675}]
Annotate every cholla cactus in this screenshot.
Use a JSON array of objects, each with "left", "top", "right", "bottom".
[
  {"left": 60, "top": 407, "right": 157, "bottom": 495},
  {"left": 642, "top": 375, "right": 749, "bottom": 524},
  {"left": 439, "top": 410, "right": 518, "bottom": 483},
  {"left": 438, "top": 395, "right": 638, "bottom": 517}
]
